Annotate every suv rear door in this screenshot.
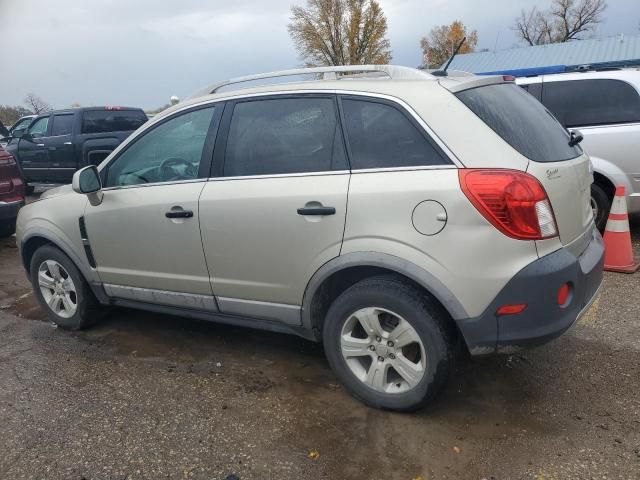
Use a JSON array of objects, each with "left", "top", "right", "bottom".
[
  {"left": 45, "top": 113, "right": 76, "bottom": 183},
  {"left": 199, "top": 95, "right": 349, "bottom": 324}
]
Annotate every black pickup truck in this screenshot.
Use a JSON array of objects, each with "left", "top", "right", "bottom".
[{"left": 6, "top": 107, "right": 147, "bottom": 187}]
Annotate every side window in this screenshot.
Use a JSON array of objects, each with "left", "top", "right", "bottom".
[
  {"left": 542, "top": 79, "right": 640, "bottom": 127},
  {"left": 104, "top": 106, "right": 215, "bottom": 188},
  {"left": 51, "top": 114, "right": 74, "bottom": 136},
  {"left": 82, "top": 110, "right": 148, "bottom": 134},
  {"left": 223, "top": 97, "right": 346, "bottom": 177},
  {"left": 341, "top": 98, "right": 449, "bottom": 169},
  {"left": 28, "top": 116, "right": 49, "bottom": 137}
]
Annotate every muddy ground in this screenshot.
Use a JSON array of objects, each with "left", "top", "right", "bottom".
[{"left": 0, "top": 206, "right": 639, "bottom": 479}]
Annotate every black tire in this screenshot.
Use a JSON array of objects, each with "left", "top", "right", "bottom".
[
  {"left": 0, "top": 220, "right": 16, "bottom": 238},
  {"left": 30, "top": 245, "right": 103, "bottom": 330},
  {"left": 323, "top": 275, "right": 453, "bottom": 411},
  {"left": 24, "top": 184, "right": 35, "bottom": 195},
  {"left": 591, "top": 183, "right": 611, "bottom": 232}
]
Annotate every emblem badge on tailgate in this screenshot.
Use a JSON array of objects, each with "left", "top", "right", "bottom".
[{"left": 546, "top": 168, "right": 560, "bottom": 180}]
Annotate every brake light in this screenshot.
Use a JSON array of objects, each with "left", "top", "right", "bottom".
[
  {"left": 502, "top": 75, "right": 516, "bottom": 82},
  {"left": 459, "top": 169, "right": 558, "bottom": 240},
  {"left": 0, "top": 154, "right": 16, "bottom": 166}
]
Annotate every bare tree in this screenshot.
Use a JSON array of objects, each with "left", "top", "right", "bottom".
[
  {"left": 514, "top": 0, "right": 607, "bottom": 46},
  {"left": 288, "top": 0, "right": 392, "bottom": 66},
  {"left": 23, "top": 93, "right": 51, "bottom": 115}
]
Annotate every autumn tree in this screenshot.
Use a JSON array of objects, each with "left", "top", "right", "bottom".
[
  {"left": 420, "top": 21, "right": 478, "bottom": 68},
  {"left": 0, "top": 105, "right": 34, "bottom": 126},
  {"left": 513, "top": 0, "right": 607, "bottom": 46},
  {"left": 288, "top": 0, "right": 392, "bottom": 66},
  {"left": 23, "top": 93, "right": 51, "bottom": 115}
]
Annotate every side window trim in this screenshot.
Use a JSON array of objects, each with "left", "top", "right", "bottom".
[
  {"left": 337, "top": 94, "right": 454, "bottom": 170},
  {"left": 211, "top": 93, "right": 347, "bottom": 178},
  {"left": 100, "top": 102, "right": 224, "bottom": 188}
]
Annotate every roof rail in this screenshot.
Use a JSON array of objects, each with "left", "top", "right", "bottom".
[{"left": 190, "top": 65, "right": 433, "bottom": 98}]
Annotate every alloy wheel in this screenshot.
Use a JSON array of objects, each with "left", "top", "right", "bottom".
[{"left": 38, "top": 260, "right": 78, "bottom": 318}]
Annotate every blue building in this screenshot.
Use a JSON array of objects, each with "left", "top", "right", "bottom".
[{"left": 447, "top": 34, "right": 640, "bottom": 77}]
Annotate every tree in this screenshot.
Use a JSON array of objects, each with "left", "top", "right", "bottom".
[
  {"left": 0, "top": 105, "right": 34, "bottom": 126},
  {"left": 420, "top": 21, "right": 478, "bottom": 68},
  {"left": 288, "top": 0, "right": 392, "bottom": 67},
  {"left": 513, "top": 0, "right": 607, "bottom": 46},
  {"left": 23, "top": 93, "right": 51, "bottom": 115}
]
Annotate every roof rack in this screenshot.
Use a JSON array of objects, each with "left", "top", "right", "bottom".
[{"left": 190, "top": 65, "right": 433, "bottom": 98}]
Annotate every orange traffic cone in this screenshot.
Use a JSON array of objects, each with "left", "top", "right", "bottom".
[{"left": 603, "top": 186, "right": 639, "bottom": 273}]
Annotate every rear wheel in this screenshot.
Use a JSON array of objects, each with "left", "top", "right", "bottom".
[
  {"left": 591, "top": 183, "right": 611, "bottom": 231},
  {"left": 323, "top": 275, "right": 453, "bottom": 411},
  {"left": 30, "top": 245, "right": 103, "bottom": 330},
  {"left": 0, "top": 220, "right": 16, "bottom": 238}
]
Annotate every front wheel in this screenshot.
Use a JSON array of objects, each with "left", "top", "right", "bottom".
[
  {"left": 323, "top": 276, "right": 453, "bottom": 411},
  {"left": 0, "top": 220, "right": 16, "bottom": 238},
  {"left": 30, "top": 245, "right": 103, "bottom": 330}
]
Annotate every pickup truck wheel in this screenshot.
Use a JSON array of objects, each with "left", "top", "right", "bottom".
[
  {"left": 0, "top": 220, "right": 16, "bottom": 238},
  {"left": 323, "top": 275, "right": 453, "bottom": 411},
  {"left": 591, "top": 183, "right": 611, "bottom": 232},
  {"left": 30, "top": 245, "right": 102, "bottom": 330}
]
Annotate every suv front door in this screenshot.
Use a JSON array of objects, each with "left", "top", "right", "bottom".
[
  {"left": 83, "top": 105, "right": 222, "bottom": 308},
  {"left": 199, "top": 95, "right": 349, "bottom": 324}
]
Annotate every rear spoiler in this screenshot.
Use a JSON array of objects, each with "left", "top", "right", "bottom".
[{"left": 438, "top": 74, "right": 516, "bottom": 94}]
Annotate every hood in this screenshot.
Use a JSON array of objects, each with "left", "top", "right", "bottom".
[{"left": 39, "top": 184, "right": 74, "bottom": 200}]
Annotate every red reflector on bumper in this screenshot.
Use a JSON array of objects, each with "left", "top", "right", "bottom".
[
  {"left": 557, "top": 283, "right": 571, "bottom": 306},
  {"left": 496, "top": 304, "right": 527, "bottom": 316}
]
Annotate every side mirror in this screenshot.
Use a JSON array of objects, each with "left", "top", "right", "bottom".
[
  {"left": 12, "top": 128, "right": 26, "bottom": 139},
  {"left": 72, "top": 165, "right": 103, "bottom": 206}
]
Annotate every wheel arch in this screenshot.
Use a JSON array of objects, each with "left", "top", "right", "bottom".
[{"left": 301, "top": 252, "right": 468, "bottom": 341}]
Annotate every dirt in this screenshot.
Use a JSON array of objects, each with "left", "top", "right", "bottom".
[{"left": 0, "top": 210, "right": 639, "bottom": 479}]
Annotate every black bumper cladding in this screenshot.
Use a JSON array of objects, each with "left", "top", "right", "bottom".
[
  {"left": 0, "top": 200, "right": 24, "bottom": 221},
  {"left": 456, "top": 229, "right": 605, "bottom": 355}
]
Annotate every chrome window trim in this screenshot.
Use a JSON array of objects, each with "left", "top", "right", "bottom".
[
  {"left": 101, "top": 177, "right": 205, "bottom": 192},
  {"left": 208, "top": 170, "right": 350, "bottom": 182}
]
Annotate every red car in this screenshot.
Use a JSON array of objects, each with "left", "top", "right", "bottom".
[{"left": 0, "top": 146, "right": 25, "bottom": 237}]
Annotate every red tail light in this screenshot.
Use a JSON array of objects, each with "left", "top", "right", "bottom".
[
  {"left": 459, "top": 169, "right": 558, "bottom": 240},
  {"left": 0, "top": 155, "right": 16, "bottom": 166}
]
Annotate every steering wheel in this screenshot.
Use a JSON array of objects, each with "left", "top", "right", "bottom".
[{"left": 159, "top": 157, "right": 197, "bottom": 181}]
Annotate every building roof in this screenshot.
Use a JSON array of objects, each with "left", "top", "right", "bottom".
[{"left": 448, "top": 34, "right": 640, "bottom": 76}]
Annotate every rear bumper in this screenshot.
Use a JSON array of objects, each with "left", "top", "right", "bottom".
[
  {"left": 456, "top": 228, "right": 605, "bottom": 355},
  {"left": 0, "top": 199, "right": 24, "bottom": 221}
]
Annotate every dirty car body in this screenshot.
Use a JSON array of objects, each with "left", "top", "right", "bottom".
[{"left": 16, "top": 65, "right": 604, "bottom": 410}]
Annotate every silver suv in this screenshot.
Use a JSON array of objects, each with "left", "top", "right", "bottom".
[
  {"left": 16, "top": 66, "right": 604, "bottom": 411},
  {"left": 517, "top": 69, "right": 640, "bottom": 229}
]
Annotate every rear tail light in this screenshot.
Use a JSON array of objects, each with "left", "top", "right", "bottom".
[
  {"left": 0, "top": 155, "right": 16, "bottom": 166},
  {"left": 459, "top": 169, "right": 558, "bottom": 240}
]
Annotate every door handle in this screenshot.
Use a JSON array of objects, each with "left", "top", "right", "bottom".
[
  {"left": 165, "top": 210, "right": 194, "bottom": 219},
  {"left": 63, "top": 142, "right": 72, "bottom": 145},
  {"left": 36, "top": 143, "right": 45, "bottom": 147},
  {"left": 297, "top": 206, "right": 336, "bottom": 216}
]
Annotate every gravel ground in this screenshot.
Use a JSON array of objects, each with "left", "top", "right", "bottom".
[{"left": 0, "top": 212, "right": 638, "bottom": 480}]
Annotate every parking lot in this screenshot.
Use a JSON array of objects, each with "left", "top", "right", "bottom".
[{"left": 0, "top": 195, "right": 637, "bottom": 480}]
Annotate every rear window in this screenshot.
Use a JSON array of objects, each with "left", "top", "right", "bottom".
[
  {"left": 456, "top": 83, "right": 581, "bottom": 162},
  {"left": 542, "top": 79, "right": 640, "bottom": 127},
  {"left": 82, "top": 110, "right": 147, "bottom": 134},
  {"left": 51, "top": 114, "right": 74, "bottom": 136}
]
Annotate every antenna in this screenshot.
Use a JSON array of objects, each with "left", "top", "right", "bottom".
[{"left": 432, "top": 37, "right": 466, "bottom": 77}]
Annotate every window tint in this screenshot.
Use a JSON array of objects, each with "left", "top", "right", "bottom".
[
  {"left": 51, "top": 114, "right": 74, "bottom": 136},
  {"left": 456, "top": 83, "right": 581, "bottom": 162},
  {"left": 28, "top": 116, "right": 49, "bottom": 137},
  {"left": 341, "top": 99, "right": 448, "bottom": 169},
  {"left": 82, "top": 110, "right": 147, "bottom": 134},
  {"left": 542, "top": 79, "right": 640, "bottom": 127},
  {"left": 105, "top": 106, "right": 215, "bottom": 187},
  {"left": 224, "top": 97, "right": 346, "bottom": 176}
]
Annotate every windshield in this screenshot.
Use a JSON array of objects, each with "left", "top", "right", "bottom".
[{"left": 456, "top": 83, "right": 582, "bottom": 162}]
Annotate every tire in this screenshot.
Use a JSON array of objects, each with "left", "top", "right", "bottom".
[
  {"left": 0, "top": 220, "right": 16, "bottom": 238},
  {"left": 591, "top": 183, "right": 610, "bottom": 232},
  {"left": 30, "top": 245, "right": 103, "bottom": 330},
  {"left": 24, "top": 184, "right": 35, "bottom": 195},
  {"left": 323, "top": 275, "right": 453, "bottom": 411}
]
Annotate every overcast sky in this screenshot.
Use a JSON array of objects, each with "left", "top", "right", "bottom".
[{"left": 0, "top": 0, "right": 637, "bottom": 110}]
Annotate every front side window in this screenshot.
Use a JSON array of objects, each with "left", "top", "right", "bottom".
[
  {"left": 456, "top": 83, "right": 581, "bottom": 162},
  {"left": 11, "top": 117, "right": 33, "bottom": 133},
  {"left": 104, "top": 106, "right": 215, "bottom": 187},
  {"left": 51, "top": 114, "right": 74, "bottom": 136},
  {"left": 542, "top": 79, "right": 640, "bottom": 127},
  {"left": 82, "top": 110, "right": 148, "bottom": 134},
  {"left": 223, "top": 97, "right": 346, "bottom": 177},
  {"left": 28, "top": 116, "right": 49, "bottom": 137},
  {"left": 341, "top": 98, "right": 449, "bottom": 169}
]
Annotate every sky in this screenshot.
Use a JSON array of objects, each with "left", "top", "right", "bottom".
[{"left": 0, "top": 0, "right": 637, "bottom": 110}]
